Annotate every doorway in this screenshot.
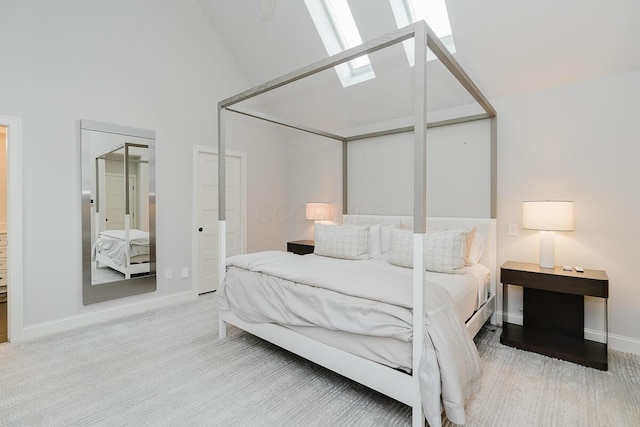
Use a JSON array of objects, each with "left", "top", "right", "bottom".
[
  {"left": 192, "top": 146, "right": 246, "bottom": 295},
  {"left": 0, "top": 126, "right": 7, "bottom": 343},
  {"left": 0, "top": 114, "right": 24, "bottom": 343}
]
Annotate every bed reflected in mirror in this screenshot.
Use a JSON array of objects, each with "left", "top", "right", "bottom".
[{"left": 81, "top": 120, "right": 156, "bottom": 304}]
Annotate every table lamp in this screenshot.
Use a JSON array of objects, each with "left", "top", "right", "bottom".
[
  {"left": 305, "top": 202, "right": 332, "bottom": 223},
  {"left": 522, "top": 200, "right": 574, "bottom": 269}
]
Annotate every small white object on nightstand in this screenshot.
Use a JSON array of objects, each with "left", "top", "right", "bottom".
[
  {"left": 575, "top": 266, "right": 584, "bottom": 273},
  {"left": 562, "top": 265, "right": 572, "bottom": 271}
]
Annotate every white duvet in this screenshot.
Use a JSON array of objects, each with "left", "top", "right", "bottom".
[
  {"left": 95, "top": 229, "right": 150, "bottom": 267},
  {"left": 216, "top": 251, "right": 481, "bottom": 426}
]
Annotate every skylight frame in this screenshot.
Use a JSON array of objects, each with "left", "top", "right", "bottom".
[
  {"left": 389, "top": 0, "right": 457, "bottom": 66},
  {"left": 304, "top": 0, "right": 376, "bottom": 87}
]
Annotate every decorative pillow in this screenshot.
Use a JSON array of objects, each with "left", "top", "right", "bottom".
[
  {"left": 368, "top": 223, "right": 382, "bottom": 258},
  {"left": 389, "top": 228, "right": 414, "bottom": 268},
  {"left": 314, "top": 224, "right": 370, "bottom": 260},
  {"left": 464, "top": 227, "right": 477, "bottom": 266},
  {"left": 389, "top": 228, "right": 467, "bottom": 274},
  {"left": 424, "top": 229, "right": 467, "bottom": 273},
  {"left": 468, "top": 232, "right": 485, "bottom": 264}
]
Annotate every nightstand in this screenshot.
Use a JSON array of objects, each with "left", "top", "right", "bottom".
[
  {"left": 500, "top": 261, "right": 609, "bottom": 370},
  {"left": 287, "top": 240, "right": 314, "bottom": 255}
]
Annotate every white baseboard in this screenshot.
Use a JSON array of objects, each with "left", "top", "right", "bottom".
[
  {"left": 496, "top": 311, "right": 640, "bottom": 356},
  {"left": 21, "top": 291, "right": 195, "bottom": 342},
  {"left": 601, "top": 331, "right": 640, "bottom": 355},
  {"left": 18, "top": 300, "right": 640, "bottom": 356}
]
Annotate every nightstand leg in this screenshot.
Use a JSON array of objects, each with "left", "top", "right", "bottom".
[{"left": 501, "top": 282, "right": 509, "bottom": 326}]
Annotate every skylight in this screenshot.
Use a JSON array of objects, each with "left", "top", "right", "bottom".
[
  {"left": 389, "top": 0, "right": 456, "bottom": 66},
  {"left": 305, "top": 0, "right": 376, "bottom": 87}
]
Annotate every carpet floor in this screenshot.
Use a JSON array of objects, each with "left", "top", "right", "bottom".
[{"left": 0, "top": 294, "right": 638, "bottom": 426}]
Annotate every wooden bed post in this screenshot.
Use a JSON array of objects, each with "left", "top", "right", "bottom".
[{"left": 412, "top": 20, "right": 428, "bottom": 427}]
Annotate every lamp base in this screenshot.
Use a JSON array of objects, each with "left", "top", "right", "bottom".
[{"left": 539, "top": 230, "right": 555, "bottom": 269}]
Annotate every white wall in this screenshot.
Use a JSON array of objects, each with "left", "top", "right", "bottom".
[
  {"left": 0, "top": 0, "right": 286, "bottom": 331},
  {"left": 348, "top": 120, "right": 491, "bottom": 217},
  {"left": 286, "top": 135, "right": 344, "bottom": 241},
  {"left": 286, "top": 69, "right": 640, "bottom": 354},
  {"left": 2, "top": 1, "right": 637, "bottom": 354},
  {"left": 286, "top": 120, "right": 492, "bottom": 240},
  {"left": 496, "top": 69, "right": 640, "bottom": 352},
  {"left": 226, "top": 113, "right": 288, "bottom": 252}
]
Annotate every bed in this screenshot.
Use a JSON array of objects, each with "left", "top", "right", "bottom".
[
  {"left": 94, "top": 229, "right": 150, "bottom": 279},
  {"left": 215, "top": 20, "right": 497, "bottom": 427},
  {"left": 217, "top": 215, "right": 496, "bottom": 426}
]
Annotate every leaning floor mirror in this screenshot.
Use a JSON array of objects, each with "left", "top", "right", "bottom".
[{"left": 81, "top": 120, "right": 156, "bottom": 305}]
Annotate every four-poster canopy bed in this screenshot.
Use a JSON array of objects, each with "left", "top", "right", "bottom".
[
  {"left": 215, "top": 20, "right": 497, "bottom": 427},
  {"left": 93, "top": 142, "right": 151, "bottom": 280}
]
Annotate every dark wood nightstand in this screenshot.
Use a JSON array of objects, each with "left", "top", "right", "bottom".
[
  {"left": 287, "top": 240, "right": 314, "bottom": 255},
  {"left": 500, "top": 261, "right": 609, "bottom": 370}
]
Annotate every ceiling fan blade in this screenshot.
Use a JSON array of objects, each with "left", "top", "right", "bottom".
[{"left": 260, "top": 0, "right": 276, "bottom": 22}]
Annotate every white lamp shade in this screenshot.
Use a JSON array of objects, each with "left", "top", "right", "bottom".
[
  {"left": 305, "top": 202, "right": 332, "bottom": 221},
  {"left": 522, "top": 201, "right": 574, "bottom": 231}
]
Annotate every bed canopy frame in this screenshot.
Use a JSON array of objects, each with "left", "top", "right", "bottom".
[{"left": 217, "top": 20, "right": 497, "bottom": 427}]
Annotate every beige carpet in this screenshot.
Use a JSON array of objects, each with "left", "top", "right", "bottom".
[
  {"left": 0, "top": 294, "right": 638, "bottom": 426},
  {"left": 454, "top": 324, "right": 640, "bottom": 426}
]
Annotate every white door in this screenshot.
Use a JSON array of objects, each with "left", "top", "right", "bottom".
[
  {"left": 195, "top": 150, "right": 245, "bottom": 294},
  {"left": 105, "top": 173, "right": 136, "bottom": 230}
]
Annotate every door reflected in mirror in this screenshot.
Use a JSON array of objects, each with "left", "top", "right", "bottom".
[{"left": 81, "top": 120, "right": 156, "bottom": 304}]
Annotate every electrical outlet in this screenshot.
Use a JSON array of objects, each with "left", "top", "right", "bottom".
[
  {"left": 508, "top": 223, "right": 518, "bottom": 236},
  {"left": 165, "top": 269, "right": 173, "bottom": 280},
  {"left": 181, "top": 267, "right": 189, "bottom": 278}
]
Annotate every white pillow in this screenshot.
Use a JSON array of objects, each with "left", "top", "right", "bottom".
[
  {"left": 468, "top": 232, "right": 485, "bottom": 264},
  {"left": 463, "top": 227, "right": 476, "bottom": 266},
  {"left": 388, "top": 228, "right": 414, "bottom": 268},
  {"left": 424, "top": 229, "right": 467, "bottom": 273},
  {"left": 314, "top": 224, "right": 370, "bottom": 260},
  {"left": 389, "top": 228, "right": 467, "bottom": 274}
]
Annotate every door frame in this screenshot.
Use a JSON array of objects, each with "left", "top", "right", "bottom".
[
  {"left": 192, "top": 145, "right": 247, "bottom": 297},
  {"left": 0, "top": 115, "right": 24, "bottom": 342}
]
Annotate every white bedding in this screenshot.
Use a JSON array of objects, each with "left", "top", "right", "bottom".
[
  {"left": 275, "top": 261, "right": 488, "bottom": 373},
  {"left": 216, "top": 251, "right": 482, "bottom": 426},
  {"left": 95, "top": 229, "right": 150, "bottom": 267},
  {"left": 285, "top": 325, "right": 413, "bottom": 371}
]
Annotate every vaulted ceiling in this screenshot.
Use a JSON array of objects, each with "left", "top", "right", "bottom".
[{"left": 198, "top": 0, "right": 640, "bottom": 135}]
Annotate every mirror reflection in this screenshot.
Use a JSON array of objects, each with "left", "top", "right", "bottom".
[
  {"left": 93, "top": 142, "right": 150, "bottom": 284},
  {"left": 82, "top": 120, "right": 156, "bottom": 305}
]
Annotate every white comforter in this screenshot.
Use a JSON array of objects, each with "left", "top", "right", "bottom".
[
  {"left": 95, "top": 229, "right": 150, "bottom": 267},
  {"left": 216, "top": 251, "right": 481, "bottom": 426}
]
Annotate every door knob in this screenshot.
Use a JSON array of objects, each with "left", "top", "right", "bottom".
[{"left": 198, "top": 227, "right": 203, "bottom": 232}]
